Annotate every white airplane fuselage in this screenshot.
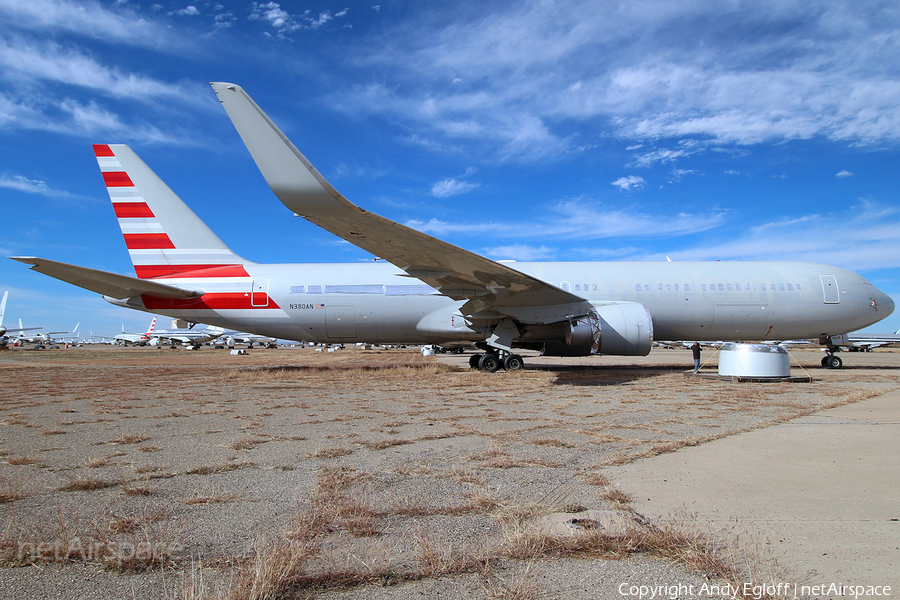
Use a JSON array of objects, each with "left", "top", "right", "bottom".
[{"left": 105, "top": 259, "right": 886, "bottom": 346}]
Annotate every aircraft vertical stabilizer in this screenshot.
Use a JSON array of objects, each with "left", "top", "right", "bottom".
[{"left": 93, "top": 145, "right": 250, "bottom": 279}]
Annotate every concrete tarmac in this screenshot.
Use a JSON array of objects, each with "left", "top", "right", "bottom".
[{"left": 607, "top": 389, "right": 900, "bottom": 590}]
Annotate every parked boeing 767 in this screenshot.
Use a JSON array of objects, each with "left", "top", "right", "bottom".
[{"left": 11, "top": 83, "right": 894, "bottom": 371}]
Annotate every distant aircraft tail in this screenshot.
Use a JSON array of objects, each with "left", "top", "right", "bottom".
[
  {"left": 92, "top": 145, "right": 249, "bottom": 280},
  {"left": 147, "top": 316, "right": 157, "bottom": 334}
]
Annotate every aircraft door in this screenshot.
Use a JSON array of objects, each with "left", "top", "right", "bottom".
[
  {"left": 251, "top": 279, "right": 270, "bottom": 307},
  {"left": 325, "top": 305, "right": 357, "bottom": 339},
  {"left": 820, "top": 275, "right": 840, "bottom": 304}
]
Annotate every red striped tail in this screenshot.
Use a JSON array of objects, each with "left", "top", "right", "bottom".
[{"left": 93, "top": 144, "right": 249, "bottom": 280}]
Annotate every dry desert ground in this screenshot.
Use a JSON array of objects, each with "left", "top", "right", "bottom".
[{"left": 0, "top": 344, "right": 897, "bottom": 599}]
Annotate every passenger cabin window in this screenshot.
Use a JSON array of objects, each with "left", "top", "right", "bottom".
[
  {"left": 684, "top": 284, "right": 690, "bottom": 291},
  {"left": 635, "top": 284, "right": 642, "bottom": 292},
  {"left": 779, "top": 283, "right": 785, "bottom": 290},
  {"left": 787, "top": 284, "right": 794, "bottom": 291},
  {"left": 718, "top": 283, "right": 724, "bottom": 291}
]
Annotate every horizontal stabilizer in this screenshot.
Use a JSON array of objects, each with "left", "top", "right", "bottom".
[{"left": 9, "top": 257, "right": 202, "bottom": 300}]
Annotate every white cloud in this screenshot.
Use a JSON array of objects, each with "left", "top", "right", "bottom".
[
  {"left": 337, "top": 1, "right": 900, "bottom": 162},
  {"left": 0, "top": 174, "right": 101, "bottom": 204},
  {"left": 249, "top": 2, "right": 298, "bottom": 33},
  {"left": 171, "top": 6, "right": 199, "bottom": 17},
  {"left": 664, "top": 201, "right": 900, "bottom": 271},
  {"left": 482, "top": 244, "right": 556, "bottom": 261},
  {"left": 0, "top": 0, "right": 177, "bottom": 49},
  {"left": 0, "top": 39, "right": 196, "bottom": 103},
  {"left": 836, "top": 170, "right": 854, "bottom": 178},
  {"left": 430, "top": 177, "right": 480, "bottom": 198},
  {"left": 408, "top": 198, "right": 727, "bottom": 241},
  {"left": 0, "top": 175, "right": 64, "bottom": 196},
  {"left": 611, "top": 175, "right": 645, "bottom": 191},
  {"left": 249, "top": 2, "right": 347, "bottom": 34}
]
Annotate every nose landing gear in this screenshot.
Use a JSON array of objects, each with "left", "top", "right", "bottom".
[
  {"left": 821, "top": 353, "right": 842, "bottom": 369},
  {"left": 822, "top": 339, "right": 843, "bottom": 369}
]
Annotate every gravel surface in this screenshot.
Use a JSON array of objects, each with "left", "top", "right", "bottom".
[{"left": 1, "top": 345, "right": 896, "bottom": 599}]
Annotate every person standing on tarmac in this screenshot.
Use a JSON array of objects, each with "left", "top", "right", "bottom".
[{"left": 691, "top": 342, "right": 701, "bottom": 373}]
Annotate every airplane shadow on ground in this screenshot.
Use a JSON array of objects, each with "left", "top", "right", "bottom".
[{"left": 532, "top": 364, "right": 687, "bottom": 386}]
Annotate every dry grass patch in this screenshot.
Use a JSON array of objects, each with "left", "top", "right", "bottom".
[
  {"left": 227, "top": 437, "right": 263, "bottom": 451},
  {"left": 108, "top": 434, "right": 151, "bottom": 445},
  {"left": 306, "top": 446, "right": 352, "bottom": 459},
  {"left": 0, "top": 472, "right": 33, "bottom": 503},
  {"left": 58, "top": 471, "right": 121, "bottom": 492},
  {"left": 3, "top": 455, "right": 37, "bottom": 466},
  {"left": 185, "top": 493, "right": 241, "bottom": 505},
  {"left": 186, "top": 461, "right": 250, "bottom": 475},
  {"left": 121, "top": 476, "right": 157, "bottom": 496}
]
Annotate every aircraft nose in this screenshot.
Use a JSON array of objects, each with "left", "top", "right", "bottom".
[{"left": 878, "top": 289, "right": 895, "bottom": 317}]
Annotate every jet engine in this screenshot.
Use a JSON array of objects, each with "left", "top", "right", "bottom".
[{"left": 545, "top": 301, "right": 653, "bottom": 357}]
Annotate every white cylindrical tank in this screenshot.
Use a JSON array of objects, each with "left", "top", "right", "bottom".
[{"left": 718, "top": 343, "right": 790, "bottom": 377}]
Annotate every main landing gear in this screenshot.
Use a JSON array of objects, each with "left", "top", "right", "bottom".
[{"left": 468, "top": 351, "right": 525, "bottom": 372}]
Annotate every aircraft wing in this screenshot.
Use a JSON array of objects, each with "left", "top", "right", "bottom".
[
  {"left": 211, "top": 82, "right": 583, "bottom": 315},
  {"left": 10, "top": 257, "right": 202, "bottom": 300}
]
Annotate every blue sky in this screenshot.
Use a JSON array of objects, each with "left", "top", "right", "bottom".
[{"left": 1, "top": 0, "right": 898, "bottom": 338}]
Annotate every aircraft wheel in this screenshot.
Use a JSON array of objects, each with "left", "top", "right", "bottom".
[
  {"left": 503, "top": 354, "right": 524, "bottom": 371},
  {"left": 826, "top": 355, "right": 842, "bottom": 369},
  {"left": 479, "top": 354, "right": 501, "bottom": 373},
  {"left": 821, "top": 356, "right": 829, "bottom": 367},
  {"left": 469, "top": 354, "right": 481, "bottom": 369}
]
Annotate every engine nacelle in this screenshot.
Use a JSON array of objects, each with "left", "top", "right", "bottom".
[{"left": 564, "top": 301, "right": 653, "bottom": 356}]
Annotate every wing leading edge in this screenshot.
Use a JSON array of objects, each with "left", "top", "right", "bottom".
[{"left": 210, "top": 82, "right": 583, "bottom": 318}]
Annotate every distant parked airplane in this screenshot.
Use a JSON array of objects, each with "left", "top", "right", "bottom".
[
  {"left": 220, "top": 331, "right": 278, "bottom": 348},
  {"left": 0, "top": 291, "right": 42, "bottom": 340},
  {"left": 10, "top": 83, "right": 894, "bottom": 371},
  {"left": 843, "top": 328, "right": 900, "bottom": 352},
  {"left": 147, "top": 323, "right": 225, "bottom": 349},
  {"left": 114, "top": 316, "right": 157, "bottom": 346},
  {"left": 9, "top": 314, "right": 78, "bottom": 348}
]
